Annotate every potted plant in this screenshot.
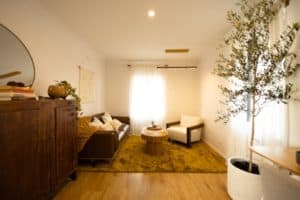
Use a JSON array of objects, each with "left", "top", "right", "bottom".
[
  {"left": 48, "top": 80, "right": 81, "bottom": 111},
  {"left": 214, "top": 0, "right": 299, "bottom": 199}
]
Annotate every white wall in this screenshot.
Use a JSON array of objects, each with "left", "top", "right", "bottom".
[
  {"left": 198, "top": 1, "right": 300, "bottom": 158},
  {"left": 105, "top": 60, "right": 200, "bottom": 123},
  {"left": 197, "top": 52, "right": 250, "bottom": 158},
  {"left": 105, "top": 60, "right": 130, "bottom": 116},
  {"left": 0, "top": 0, "right": 105, "bottom": 115}
]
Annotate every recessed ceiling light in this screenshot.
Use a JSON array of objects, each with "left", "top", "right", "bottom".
[
  {"left": 148, "top": 10, "right": 156, "bottom": 18},
  {"left": 165, "top": 49, "right": 190, "bottom": 53}
]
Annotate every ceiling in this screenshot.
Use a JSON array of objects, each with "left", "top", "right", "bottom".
[{"left": 37, "top": 0, "right": 237, "bottom": 60}]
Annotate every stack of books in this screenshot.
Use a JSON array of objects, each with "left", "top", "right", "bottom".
[{"left": 0, "top": 86, "right": 37, "bottom": 101}]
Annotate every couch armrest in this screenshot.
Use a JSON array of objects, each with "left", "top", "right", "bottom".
[
  {"left": 112, "top": 116, "right": 130, "bottom": 124},
  {"left": 166, "top": 121, "right": 180, "bottom": 128}
]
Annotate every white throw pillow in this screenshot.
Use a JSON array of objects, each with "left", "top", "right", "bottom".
[
  {"left": 102, "top": 112, "right": 113, "bottom": 123},
  {"left": 89, "top": 117, "right": 103, "bottom": 128},
  {"left": 101, "top": 122, "right": 114, "bottom": 131},
  {"left": 180, "top": 115, "right": 202, "bottom": 127},
  {"left": 111, "top": 119, "right": 123, "bottom": 131}
]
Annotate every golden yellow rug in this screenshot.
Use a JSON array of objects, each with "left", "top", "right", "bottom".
[{"left": 79, "top": 135, "right": 226, "bottom": 173}]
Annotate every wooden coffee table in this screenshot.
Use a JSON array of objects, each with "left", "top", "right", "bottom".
[{"left": 141, "top": 127, "right": 168, "bottom": 155}]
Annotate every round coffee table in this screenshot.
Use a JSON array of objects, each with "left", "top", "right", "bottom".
[{"left": 141, "top": 127, "right": 168, "bottom": 155}]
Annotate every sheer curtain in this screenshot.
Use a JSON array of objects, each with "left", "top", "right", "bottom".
[
  {"left": 129, "top": 65, "right": 166, "bottom": 133},
  {"left": 254, "top": 5, "right": 289, "bottom": 147},
  {"left": 228, "top": 113, "right": 250, "bottom": 157}
]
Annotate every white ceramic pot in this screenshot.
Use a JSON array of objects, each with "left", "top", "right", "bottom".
[{"left": 227, "top": 157, "right": 262, "bottom": 200}]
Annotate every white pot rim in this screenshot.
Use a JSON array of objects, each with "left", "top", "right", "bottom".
[{"left": 227, "top": 156, "right": 260, "bottom": 176}]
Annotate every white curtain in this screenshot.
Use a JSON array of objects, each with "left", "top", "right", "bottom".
[
  {"left": 129, "top": 65, "right": 166, "bottom": 133},
  {"left": 254, "top": 5, "right": 289, "bottom": 147},
  {"left": 255, "top": 103, "right": 289, "bottom": 146},
  {"left": 228, "top": 113, "right": 250, "bottom": 157}
]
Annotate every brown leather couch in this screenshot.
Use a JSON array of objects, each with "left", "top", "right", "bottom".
[{"left": 78, "top": 113, "right": 130, "bottom": 163}]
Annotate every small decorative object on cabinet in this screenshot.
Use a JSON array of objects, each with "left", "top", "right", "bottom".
[
  {"left": 48, "top": 80, "right": 81, "bottom": 111},
  {"left": 48, "top": 84, "right": 68, "bottom": 98},
  {"left": 0, "top": 85, "right": 37, "bottom": 101},
  {"left": 0, "top": 99, "right": 77, "bottom": 200}
]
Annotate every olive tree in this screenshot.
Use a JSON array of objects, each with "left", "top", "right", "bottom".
[{"left": 214, "top": 0, "right": 300, "bottom": 171}]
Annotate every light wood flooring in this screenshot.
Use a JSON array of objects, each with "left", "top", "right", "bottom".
[{"left": 54, "top": 172, "right": 230, "bottom": 200}]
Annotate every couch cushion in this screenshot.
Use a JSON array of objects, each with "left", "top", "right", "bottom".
[
  {"left": 180, "top": 115, "right": 202, "bottom": 127},
  {"left": 167, "top": 126, "right": 201, "bottom": 143},
  {"left": 111, "top": 119, "right": 122, "bottom": 131},
  {"left": 101, "top": 122, "right": 114, "bottom": 131}
]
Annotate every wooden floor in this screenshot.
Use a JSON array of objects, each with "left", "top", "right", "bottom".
[{"left": 54, "top": 172, "right": 230, "bottom": 200}]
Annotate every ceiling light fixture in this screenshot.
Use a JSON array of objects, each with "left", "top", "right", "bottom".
[
  {"left": 147, "top": 10, "right": 156, "bottom": 18},
  {"left": 165, "top": 49, "right": 190, "bottom": 53},
  {"left": 157, "top": 65, "right": 197, "bottom": 69}
]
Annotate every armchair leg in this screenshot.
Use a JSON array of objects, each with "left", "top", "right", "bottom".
[
  {"left": 186, "top": 142, "right": 192, "bottom": 148},
  {"left": 186, "top": 131, "right": 192, "bottom": 148}
]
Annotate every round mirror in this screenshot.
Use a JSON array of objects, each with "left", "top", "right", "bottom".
[{"left": 0, "top": 24, "right": 35, "bottom": 87}]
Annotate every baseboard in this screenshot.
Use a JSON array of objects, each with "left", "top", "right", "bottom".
[{"left": 202, "top": 138, "right": 226, "bottom": 159}]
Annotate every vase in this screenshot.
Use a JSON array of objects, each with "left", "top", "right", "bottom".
[
  {"left": 227, "top": 157, "right": 262, "bottom": 200},
  {"left": 48, "top": 85, "right": 68, "bottom": 99}
]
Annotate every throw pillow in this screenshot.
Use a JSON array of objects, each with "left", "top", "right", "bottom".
[
  {"left": 89, "top": 117, "right": 103, "bottom": 128},
  {"left": 100, "top": 122, "right": 114, "bottom": 131},
  {"left": 102, "top": 112, "right": 113, "bottom": 123},
  {"left": 111, "top": 119, "right": 123, "bottom": 131}
]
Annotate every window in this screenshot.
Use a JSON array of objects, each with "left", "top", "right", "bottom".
[{"left": 129, "top": 74, "right": 165, "bottom": 126}]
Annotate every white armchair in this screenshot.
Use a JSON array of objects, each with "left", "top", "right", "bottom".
[
  {"left": 166, "top": 115, "right": 204, "bottom": 147},
  {"left": 260, "top": 162, "right": 300, "bottom": 200}
]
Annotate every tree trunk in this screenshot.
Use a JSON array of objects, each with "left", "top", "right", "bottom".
[{"left": 248, "top": 93, "right": 256, "bottom": 172}]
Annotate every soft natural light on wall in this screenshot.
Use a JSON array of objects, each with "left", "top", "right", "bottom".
[{"left": 130, "top": 74, "right": 165, "bottom": 123}]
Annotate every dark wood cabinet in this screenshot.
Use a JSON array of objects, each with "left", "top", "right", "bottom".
[
  {"left": 0, "top": 103, "right": 40, "bottom": 200},
  {"left": 53, "top": 103, "right": 77, "bottom": 188},
  {"left": 0, "top": 100, "right": 77, "bottom": 200}
]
